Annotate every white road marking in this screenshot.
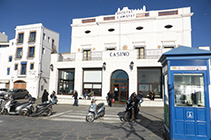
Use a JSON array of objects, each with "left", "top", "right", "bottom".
[
  {"left": 61, "top": 115, "right": 86, "bottom": 119},
  {"left": 45, "top": 109, "right": 123, "bottom": 123},
  {"left": 48, "top": 110, "right": 73, "bottom": 118}
]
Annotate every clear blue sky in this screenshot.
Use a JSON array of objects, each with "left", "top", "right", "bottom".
[{"left": 0, "top": 0, "right": 210, "bottom": 53}]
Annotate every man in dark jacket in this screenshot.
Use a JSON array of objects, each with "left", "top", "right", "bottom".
[
  {"left": 42, "top": 89, "right": 49, "bottom": 104},
  {"left": 133, "top": 91, "right": 143, "bottom": 118},
  {"left": 73, "top": 90, "right": 78, "bottom": 106},
  {"left": 107, "top": 91, "right": 113, "bottom": 107}
]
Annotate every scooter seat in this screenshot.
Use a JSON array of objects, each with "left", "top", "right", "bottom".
[
  {"left": 97, "top": 103, "right": 104, "bottom": 109},
  {"left": 36, "top": 103, "right": 50, "bottom": 108},
  {"left": 17, "top": 102, "right": 29, "bottom": 106}
]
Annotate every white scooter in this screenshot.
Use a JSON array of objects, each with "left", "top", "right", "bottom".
[
  {"left": 86, "top": 99, "right": 105, "bottom": 122},
  {"left": 1, "top": 97, "right": 36, "bottom": 115}
]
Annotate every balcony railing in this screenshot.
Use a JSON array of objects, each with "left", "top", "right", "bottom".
[
  {"left": 58, "top": 49, "right": 170, "bottom": 62},
  {"left": 58, "top": 53, "right": 76, "bottom": 62},
  {"left": 82, "top": 51, "right": 102, "bottom": 61},
  {"left": 137, "top": 49, "right": 163, "bottom": 59}
]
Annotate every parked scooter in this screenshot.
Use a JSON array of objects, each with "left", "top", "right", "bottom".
[
  {"left": 0, "top": 98, "right": 5, "bottom": 112},
  {"left": 86, "top": 99, "right": 105, "bottom": 122},
  {"left": 1, "top": 97, "right": 36, "bottom": 115},
  {"left": 31, "top": 103, "right": 53, "bottom": 117},
  {"left": 19, "top": 97, "right": 36, "bottom": 116}
]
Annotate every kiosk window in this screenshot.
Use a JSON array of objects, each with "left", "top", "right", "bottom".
[
  {"left": 174, "top": 73, "right": 205, "bottom": 107},
  {"left": 164, "top": 74, "right": 169, "bottom": 105}
]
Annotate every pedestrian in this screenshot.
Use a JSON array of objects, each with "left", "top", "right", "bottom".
[
  {"left": 107, "top": 91, "right": 113, "bottom": 107},
  {"left": 84, "top": 89, "right": 89, "bottom": 99},
  {"left": 137, "top": 91, "right": 144, "bottom": 106},
  {"left": 133, "top": 91, "right": 143, "bottom": 119},
  {"left": 149, "top": 90, "right": 155, "bottom": 100},
  {"left": 50, "top": 90, "right": 58, "bottom": 104},
  {"left": 72, "top": 90, "right": 78, "bottom": 106},
  {"left": 130, "top": 92, "right": 136, "bottom": 100},
  {"left": 42, "top": 89, "right": 49, "bottom": 104},
  {"left": 87, "top": 89, "right": 94, "bottom": 100}
]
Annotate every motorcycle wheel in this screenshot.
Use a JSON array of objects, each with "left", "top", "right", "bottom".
[
  {"left": 86, "top": 112, "right": 95, "bottom": 122},
  {"left": 20, "top": 110, "right": 28, "bottom": 116},
  {"left": 100, "top": 110, "right": 105, "bottom": 117},
  {"left": 124, "top": 111, "right": 130, "bottom": 122},
  {"left": 1, "top": 109, "right": 8, "bottom": 115},
  {"left": 46, "top": 108, "right": 52, "bottom": 116}
]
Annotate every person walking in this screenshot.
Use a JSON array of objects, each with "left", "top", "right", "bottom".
[
  {"left": 72, "top": 90, "right": 78, "bottom": 106},
  {"left": 42, "top": 89, "right": 49, "bottom": 104},
  {"left": 138, "top": 91, "right": 144, "bottom": 106},
  {"left": 107, "top": 91, "right": 113, "bottom": 107}
]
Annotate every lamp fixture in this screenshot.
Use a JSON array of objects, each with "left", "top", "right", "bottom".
[
  {"left": 130, "top": 61, "right": 134, "bottom": 70},
  {"left": 50, "top": 64, "right": 54, "bottom": 71},
  {"left": 103, "top": 62, "right": 106, "bottom": 70}
]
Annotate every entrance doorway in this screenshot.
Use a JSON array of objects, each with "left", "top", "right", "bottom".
[
  {"left": 13, "top": 80, "right": 26, "bottom": 89},
  {"left": 111, "top": 70, "right": 129, "bottom": 104}
]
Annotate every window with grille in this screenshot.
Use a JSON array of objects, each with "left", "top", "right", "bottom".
[
  {"left": 16, "top": 47, "right": 23, "bottom": 58},
  {"left": 7, "top": 68, "right": 10, "bottom": 75},
  {"left": 28, "top": 46, "right": 35, "bottom": 57},
  {"left": 9, "top": 56, "right": 12, "bottom": 62},
  {"left": 21, "top": 62, "right": 27, "bottom": 75},
  {"left": 136, "top": 47, "right": 145, "bottom": 59},
  {"left": 83, "top": 50, "right": 91, "bottom": 60},
  {"left": 17, "top": 33, "right": 24, "bottom": 43},
  {"left": 29, "top": 31, "right": 36, "bottom": 42},
  {"left": 14, "top": 64, "right": 18, "bottom": 70}
]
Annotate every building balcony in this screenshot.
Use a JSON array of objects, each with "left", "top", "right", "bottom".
[
  {"left": 82, "top": 51, "right": 102, "bottom": 61},
  {"left": 57, "top": 48, "right": 172, "bottom": 62},
  {"left": 137, "top": 48, "right": 173, "bottom": 59},
  {"left": 58, "top": 53, "right": 76, "bottom": 62}
]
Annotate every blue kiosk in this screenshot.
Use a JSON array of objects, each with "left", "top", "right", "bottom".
[{"left": 158, "top": 46, "right": 211, "bottom": 140}]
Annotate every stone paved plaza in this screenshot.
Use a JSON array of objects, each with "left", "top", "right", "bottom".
[{"left": 0, "top": 103, "right": 164, "bottom": 140}]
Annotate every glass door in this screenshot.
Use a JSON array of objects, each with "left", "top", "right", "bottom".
[
  {"left": 120, "top": 83, "right": 127, "bottom": 102},
  {"left": 112, "top": 83, "right": 128, "bottom": 103}
]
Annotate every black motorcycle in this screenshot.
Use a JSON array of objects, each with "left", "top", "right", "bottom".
[
  {"left": 31, "top": 103, "right": 53, "bottom": 117},
  {"left": 124, "top": 98, "right": 139, "bottom": 121}
]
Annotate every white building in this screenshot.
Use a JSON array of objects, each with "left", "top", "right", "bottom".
[
  {"left": 49, "top": 6, "right": 193, "bottom": 104},
  {"left": 0, "top": 23, "right": 59, "bottom": 98},
  {"left": 0, "top": 32, "right": 10, "bottom": 88}
]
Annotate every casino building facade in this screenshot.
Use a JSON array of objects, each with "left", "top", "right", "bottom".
[{"left": 49, "top": 6, "right": 193, "bottom": 104}]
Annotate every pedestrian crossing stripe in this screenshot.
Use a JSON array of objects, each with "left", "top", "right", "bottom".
[{"left": 45, "top": 110, "right": 124, "bottom": 123}]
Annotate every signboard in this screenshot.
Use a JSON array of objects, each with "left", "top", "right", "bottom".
[
  {"left": 170, "top": 66, "right": 207, "bottom": 71},
  {"left": 109, "top": 51, "right": 130, "bottom": 57},
  {"left": 115, "top": 6, "right": 146, "bottom": 20}
]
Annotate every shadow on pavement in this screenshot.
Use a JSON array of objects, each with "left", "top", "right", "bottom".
[
  {"left": 103, "top": 121, "right": 146, "bottom": 140},
  {"left": 110, "top": 110, "right": 164, "bottom": 139},
  {"left": 135, "top": 111, "right": 164, "bottom": 139}
]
